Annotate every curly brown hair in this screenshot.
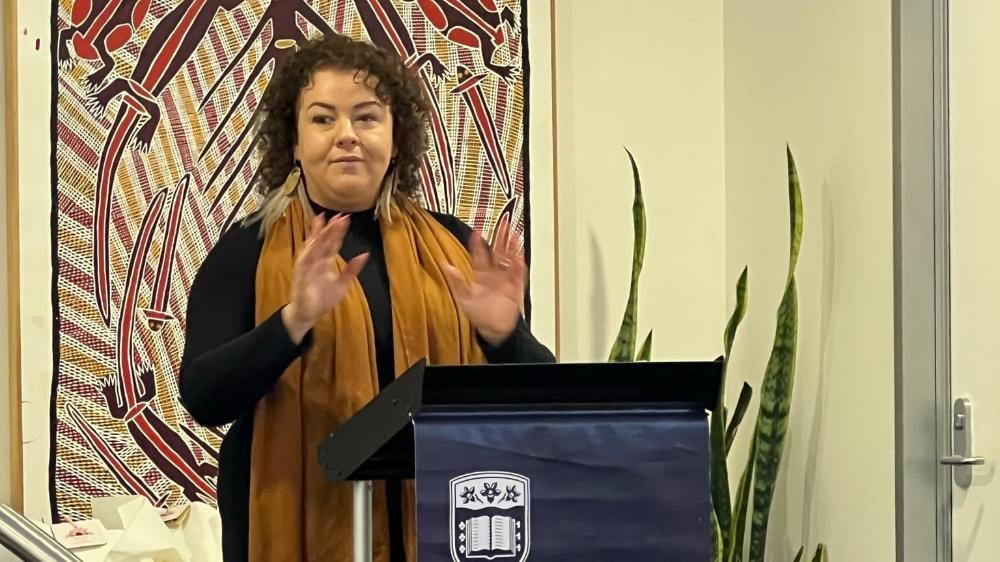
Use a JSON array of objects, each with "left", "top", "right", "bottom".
[{"left": 253, "top": 33, "right": 429, "bottom": 208}]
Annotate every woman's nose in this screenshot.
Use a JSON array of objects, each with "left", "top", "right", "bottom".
[{"left": 335, "top": 119, "right": 359, "bottom": 148}]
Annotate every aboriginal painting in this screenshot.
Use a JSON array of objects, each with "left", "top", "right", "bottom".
[{"left": 49, "top": 0, "right": 530, "bottom": 520}]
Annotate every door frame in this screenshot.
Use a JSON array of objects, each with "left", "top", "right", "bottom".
[
  {"left": 4, "top": 0, "right": 23, "bottom": 512},
  {"left": 894, "top": 0, "right": 952, "bottom": 560}
]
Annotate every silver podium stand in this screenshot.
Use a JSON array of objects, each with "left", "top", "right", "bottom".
[{"left": 353, "top": 481, "right": 373, "bottom": 562}]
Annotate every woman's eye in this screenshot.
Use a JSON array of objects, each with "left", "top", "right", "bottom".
[
  {"left": 312, "top": 115, "right": 333, "bottom": 124},
  {"left": 358, "top": 114, "right": 378, "bottom": 123}
]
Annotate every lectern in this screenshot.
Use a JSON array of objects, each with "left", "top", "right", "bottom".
[{"left": 318, "top": 359, "right": 721, "bottom": 562}]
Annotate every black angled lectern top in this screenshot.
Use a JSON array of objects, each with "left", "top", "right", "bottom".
[{"left": 319, "top": 359, "right": 721, "bottom": 562}]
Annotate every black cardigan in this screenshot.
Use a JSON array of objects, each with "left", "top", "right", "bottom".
[{"left": 179, "top": 208, "right": 555, "bottom": 561}]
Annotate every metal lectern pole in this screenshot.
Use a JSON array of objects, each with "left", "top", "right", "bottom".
[{"left": 353, "top": 480, "right": 373, "bottom": 562}]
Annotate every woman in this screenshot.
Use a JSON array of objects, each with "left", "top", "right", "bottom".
[{"left": 179, "top": 33, "right": 554, "bottom": 562}]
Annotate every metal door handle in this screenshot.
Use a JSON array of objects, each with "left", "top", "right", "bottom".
[
  {"left": 940, "top": 455, "right": 985, "bottom": 466},
  {"left": 941, "top": 398, "right": 986, "bottom": 488}
]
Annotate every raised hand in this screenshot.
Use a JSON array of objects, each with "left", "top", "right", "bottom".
[
  {"left": 281, "top": 213, "right": 369, "bottom": 344},
  {"left": 441, "top": 220, "right": 525, "bottom": 347}
]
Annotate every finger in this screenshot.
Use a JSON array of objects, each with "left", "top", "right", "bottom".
[
  {"left": 490, "top": 250, "right": 513, "bottom": 275},
  {"left": 502, "top": 223, "right": 519, "bottom": 258},
  {"left": 511, "top": 254, "right": 527, "bottom": 312},
  {"left": 488, "top": 220, "right": 502, "bottom": 251},
  {"left": 325, "top": 215, "right": 351, "bottom": 256},
  {"left": 300, "top": 227, "right": 350, "bottom": 279},
  {"left": 490, "top": 220, "right": 513, "bottom": 269},
  {"left": 310, "top": 214, "right": 350, "bottom": 259},
  {"left": 486, "top": 223, "right": 500, "bottom": 265},
  {"left": 299, "top": 218, "right": 328, "bottom": 270},
  {"left": 508, "top": 252, "right": 527, "bottom": 290},
  {"left": 309, "top": 214, "right": 326, "bottom": 241},
  {"left": 304, "top": 213, "right": 339, "bottom": 251},
  {"left": 305, "top": 251, "right": 340, "bottom": 282},
  {"left": 315, "top": 229, "right": 358, "bottom": 275},
  {"left": 319, "top": 213, "right": 350, "bottom": 240},
  {"left": 299, "top": 217, "right": 342, "bottom": 269},
  {"left": 469, "top": 230, "right": 491, "bottom": 270},
  {"left": 334, "top": 253, "right": 370, "bottom": 287},
  {"left": 302, "top": 215, "right": 327, "bottom": 258},
  {"left": 440, "top": 263, "right": 471, "bottom": 303},
  {"left": 305, "top": 253, "right": 360, "bottom": 297},
  {"left": 496, "top": 218, "right": 512, "bottom": 253}
]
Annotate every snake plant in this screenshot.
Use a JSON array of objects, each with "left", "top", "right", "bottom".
[
  {"left": 609, "top": 146, "right": 828, "bottom": 561},
  {"left": 609, "top": 147, "right": 653, "bottom": 362}
]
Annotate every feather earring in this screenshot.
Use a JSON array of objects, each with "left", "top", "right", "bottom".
[{"left": 280, "top": 164, "right": 302, "bottom": 197}]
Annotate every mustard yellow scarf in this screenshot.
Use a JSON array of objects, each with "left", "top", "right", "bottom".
[{"left": 248, "top": 197, "right": 485, "bottom": 561}]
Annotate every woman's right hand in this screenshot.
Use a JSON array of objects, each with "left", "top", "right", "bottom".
[{"left": 281, "top": 213, "right": 369, "bottom": 345}]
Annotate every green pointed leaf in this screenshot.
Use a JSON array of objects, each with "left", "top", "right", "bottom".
[
  {"left": 609, "top": 147, "right": 647, "bottom": 362},
  {"left": 725, "top": 382, "right": 753, "bottom": 455},
  {"left": 786, "top": 146, "right": 803, "bottom": 283},
  {"left": 747, "top": 147, "right": 804, "bottom": 562},
  {"left": 711, "top": 265, "right": 752, "bottom": 554},
  {"left": 748, "top": 277, "right": 799, "bottom": 562},
  {"left": 724, "top": 266, "right": 749, "bottom": 361},
  {"left": 710, "top": 404, "right": 731, "bottom": 554},
  {"left": 711, "top": 507, "right": 724, "bottom": 562},
  {"left": 635, "top": 330, "right": 653, "bottom": 361},
  {"left": 727, "top": 432, "right": 756, "bottom": 562},
  {"left": 792, "top": 546, "right": 805, "bottom": 562},
  {"left": 712, "top": 266, "right": 750, "bottom": 553},
  {"left": 811, "top": 544, "right": 828, "bottom": 562}
]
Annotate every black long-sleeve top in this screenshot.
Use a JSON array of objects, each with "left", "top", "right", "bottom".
[{"left": 179, "top": 207, "right": 555, "bottom": 561}]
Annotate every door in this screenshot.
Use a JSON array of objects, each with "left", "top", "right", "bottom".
[{"left": 947, "top": 1, "right": 1000, "bottom": 560}]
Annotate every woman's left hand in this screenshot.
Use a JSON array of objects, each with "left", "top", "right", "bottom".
[{"left": 441, "top": 221, "right": 525, "bottom": 347}]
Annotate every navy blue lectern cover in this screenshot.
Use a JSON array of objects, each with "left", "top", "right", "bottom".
[{"left": 414, "top": 410, "right": 710, "bottom": 562}]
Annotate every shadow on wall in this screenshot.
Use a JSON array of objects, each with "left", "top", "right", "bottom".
[{"left": 589, "top": 230, "right": 608, "bottom": 357}]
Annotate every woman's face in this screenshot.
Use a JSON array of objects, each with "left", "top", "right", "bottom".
[{"left": 294, "top": 67, "right": 395, "bottom": 212}]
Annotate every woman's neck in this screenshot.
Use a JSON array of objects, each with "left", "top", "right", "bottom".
[
  {"left": 306, "top": 192, "right": 376, "bottom": 219},
  {"left": 303, "top": 183, "right": 377, "bottom": 215},
  {"left": 306, "top": 189, "right": 375, "bottom": 215}
]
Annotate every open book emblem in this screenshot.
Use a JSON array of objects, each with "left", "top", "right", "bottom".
[{"left": 450, "top": 471, "right": 530, "bottom": 562}]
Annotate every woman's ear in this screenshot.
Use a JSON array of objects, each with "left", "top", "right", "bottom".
[{"left": 292, "top": 120, "right": 300, "bottom": 162}]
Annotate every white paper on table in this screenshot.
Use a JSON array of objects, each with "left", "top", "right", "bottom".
[
  {"left": 168, "top": 503, "right": 223, "bottom": 562},
  {"left": 158, "top": 504, "right": 189, "bottom": 523},
  {"left": 91, "top": 497, "right": 143, "bottom": 531},
  {"left": 90, "top": 496, "right": 191, "bottom": 562},
  {"left": 70, "top": 529, "right": 123, "bottom": 562},
  {"left": 50, "top": 519, "right": 108, "bottom": 549}
]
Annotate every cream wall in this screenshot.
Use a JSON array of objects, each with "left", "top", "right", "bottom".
[
  {"left": 723, "top": 0, "right": 895, "bottom": 560},
  {"left": 949, "top": 0, "right": 1000, "bottom": 557},
  {"left": 7, "top": 4, "right": 899, "bottom": 560},
  {"left": 0, "top": 0, "right": 10, "bottom": 509},
  {"left": 553, "top": 0, "right": 727, "bottom": 362},
  {"left": 14, "top": 0, "right": 54, "bottom": 518},
  {"left": 526, "top": 0, "right": 557, "bottom": 351}
]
